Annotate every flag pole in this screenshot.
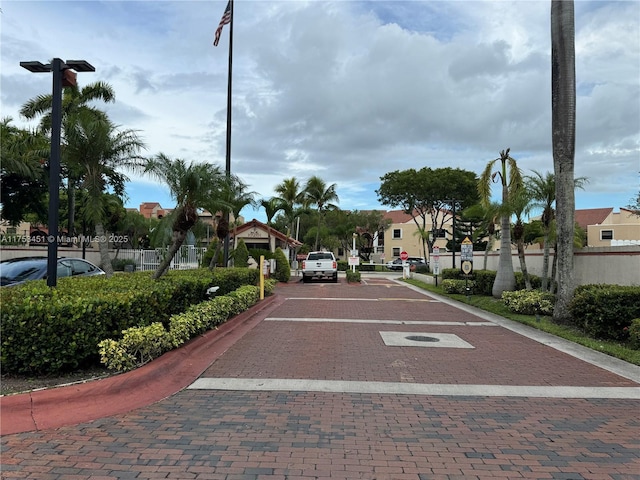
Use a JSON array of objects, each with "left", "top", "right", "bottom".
[{"left": 223, "top": 0, "right": 234, "bottom": 267}]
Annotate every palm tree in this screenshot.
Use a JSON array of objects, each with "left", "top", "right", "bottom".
[
  {"left": 65, "top": 111, "right": 146, "bottom": 276},
  {"left": 510, "top": 188, "right": 533, "bottom": 290},
  {"left": 20, "top": 82, "right": 116, "bottom": 235},
  {"left": 259, "top": 197, "right": 288, "bottom": 252},
  {"left": 274, "top": 177, "right": 305, "bottom": 236},
  {"left": 551, "top": 0, "right": 577, "bottom": 322},
  {"left": 477, "top": 202, "right": 501, "bottom": 271},
  {"left": 526, "top": 170, "right": 587, "bottom": 291},
  {"left": 144, "top": 154, "right": 231, "bottom": 279},
  {"left": 478, "top": 148, "right": 523, "bottom": 298},
  {"left": 303, "top": 176, "right": 339, "bottom": 250}
]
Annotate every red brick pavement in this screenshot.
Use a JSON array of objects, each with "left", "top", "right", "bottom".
[{"left": 1, "top": 276, "right": 639, "bottom": 480}]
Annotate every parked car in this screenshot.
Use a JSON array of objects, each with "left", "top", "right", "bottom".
[
  {"left": 0, "top": 256, "right": 105, "bottom": 286},
  {"left": 386, "top": 257, "right": 428, "bottom": 271}
]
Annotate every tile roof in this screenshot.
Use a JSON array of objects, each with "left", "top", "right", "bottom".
[{"left": 574, "top": 208, "right": 613, "bottom": 230}]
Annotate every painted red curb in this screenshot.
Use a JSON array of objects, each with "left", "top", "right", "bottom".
[{"left": 0, "top": 294, "right": 284, "bottom": 435}]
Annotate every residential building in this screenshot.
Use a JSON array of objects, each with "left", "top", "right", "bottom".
[
  {"left": 578, "top": 208, "right": 640, "bottom": 247},
  {"left": 381, "top": 210, "right": 454, "bottom": 262}
]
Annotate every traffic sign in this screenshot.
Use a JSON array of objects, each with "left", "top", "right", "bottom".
[{"left": 400, "top": 251, "right": 408, "bottom": 261}]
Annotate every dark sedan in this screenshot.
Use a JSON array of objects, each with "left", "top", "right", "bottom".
[{"left": 0, "top": 256, "right": 105, "bottom": 286}]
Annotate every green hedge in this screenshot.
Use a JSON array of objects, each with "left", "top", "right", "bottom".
[
  {"left": 440, "top": 269, "right": 540, "bottom": 296},
  {"left": 569, "top": 285, "right": 640, "bottom": 340},
  {"left": 0, "top": 268, "right": 259, "bottom": 375},
  {"left": 100, "top": 280, "right": 276, "bottom": 372}
]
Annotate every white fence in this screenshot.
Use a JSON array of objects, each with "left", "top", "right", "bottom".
[{"left": 114, "top": 246, "right": 206, "bottom": 271}]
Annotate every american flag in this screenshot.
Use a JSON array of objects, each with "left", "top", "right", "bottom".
[{"left": 213, "top": 1, "right": 231, "bottom": 46}]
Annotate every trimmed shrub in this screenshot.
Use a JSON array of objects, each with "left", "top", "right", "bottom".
[
  {"left": 626, "top": 319, "right": 640, "bottom": 350},
  {"left": 442, "top": 279, "right": 475, "bottom": 295},
  {"left": 346, "top": 269, "right": 361, "bottom": 283},
  {"left": 569, "top": 284, "right": 640, "bottom": 340},
  {"left": 1, "top": 268, "right": 259, "bottom": 375},
  {"left": 502, "top": 290, "right": 555, "bottom": 316},
  {"left": 233, "top": 238, "right": 249, "bottom": 267},
  {"left": 99, "top": 284, "right": 267, "bottom": 372},
  {"left": 273, "top": 247, "right": 291, "bottom": 282}
]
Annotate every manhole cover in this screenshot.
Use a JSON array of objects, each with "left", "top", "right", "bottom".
[{"left": 405, "top": 335, "right": 440, "bottom": 342}]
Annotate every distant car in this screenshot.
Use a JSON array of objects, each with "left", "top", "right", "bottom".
[
  {"left": 386, "top": 257, "right": 428, "bottom": 271},
  {"left": 0, "top": 256, "right": 105, "bottom": 286}
]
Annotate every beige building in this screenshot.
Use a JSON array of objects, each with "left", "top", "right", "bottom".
[
  {"left": 381, "top": 210, "right": 454, "bottom": 262},
  {"left": 578, "top": 208, "right": 640, "bottom": 247}
]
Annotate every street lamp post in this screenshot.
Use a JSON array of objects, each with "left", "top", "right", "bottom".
[{"left": 20, "top": 59, "right": 95, "bottom": 287}]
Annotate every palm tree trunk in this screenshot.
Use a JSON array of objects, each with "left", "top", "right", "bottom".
[
  {"left": 550, "top": 242, "right": 558, "bottom": 294},
  {"left": 483, "top": 233, "right": 493, "bottom": 270},
  {"left": 541, "top": 230, "right": 551, "bottom": 291},
  {"left": 209, "top": 241, "right": 223, "bottom": 269},
  {"left": 492, "top": 187, "right": 516, "bottom": 298},
  {"left": 95, "top": 223, "right": 114, "bottom": 277},
  {"left": 516, "top": 239, "right": 531, "bottom": 290},
  {"left": 153, "top": 229, "right": 188, "bottom": 279},
  {"left": 551, "top": 0, "right": 576, "bottom": 323}
]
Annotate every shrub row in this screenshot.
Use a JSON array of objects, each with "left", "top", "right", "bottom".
[
  {"left": 569, "top": 285, "right": 640, "bottom": 341},
  {"left": 1, "top": 268, "right": 259, "bottom": 375},
  {"left": 502, "top": 290, "right": 555, "bottom": 316},
  {"left": 440, "top": 269, "right": 541, "bottom": 295},
  {"left": 99, "top": 281, "right": 276, "bottom": 372}
]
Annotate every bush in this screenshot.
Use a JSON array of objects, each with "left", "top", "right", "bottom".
[
  {"left": 569, "top": 285, "right": 640, "bottom": 340},
  {"left": 273, "top": 247, "right": 291, "bottom": 282},
  {"left": 346, "top": 269, "right": 361, "bottom": 283},
  {"left": 99, "top": 284, "right": 266, "bottom": 372},
  {"left": 1, "top": 268, "right": 259, "bottom": 375},
  {"left": 442, "top": 279, "right": 475, "bottom": 295},
  {"left": 202, "top": 239, "right": 221, "bottom": 267},
  {"left": 502, "top": 290, "right": 555, "bottom": 316},
  {"left": 111, "top": 258, "right": 136, "bottom": 271},
  {"left": 626, "top": 319, "right": 640, "bottom": 349},
  {"left": 233, "top": 238, "right": 249, "bottom": 267}
]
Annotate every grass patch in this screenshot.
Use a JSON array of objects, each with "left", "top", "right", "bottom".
[{"left": 405, "top": 278, "right": 640, "bottom": 366}]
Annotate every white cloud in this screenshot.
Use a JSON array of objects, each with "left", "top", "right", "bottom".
[{"left": 1, "top": 0, "right": 638, "bottom": 219}]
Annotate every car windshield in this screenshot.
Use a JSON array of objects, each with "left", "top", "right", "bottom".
[{"left": 0, "top": 259, "right": 46, "bottom": 284}]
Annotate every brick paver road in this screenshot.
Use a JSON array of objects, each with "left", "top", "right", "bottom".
[{"left": 2, "top": 275, "right": 639, "bottom": 479}]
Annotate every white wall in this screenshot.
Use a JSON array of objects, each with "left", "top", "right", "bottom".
[{"left": 431, "top": 245, "right": 640, "bottom": 286}]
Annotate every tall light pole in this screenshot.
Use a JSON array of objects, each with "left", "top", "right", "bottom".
[{"left": 20, "top": 59, "right": 95, "bottom": 287}]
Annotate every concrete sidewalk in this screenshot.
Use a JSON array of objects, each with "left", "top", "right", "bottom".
[{"left": 2, "top": 275, "right": 639, "bottom": 479}]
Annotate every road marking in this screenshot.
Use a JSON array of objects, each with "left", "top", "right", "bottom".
[
  {"left": 285, "top": 297, "right": 440, "bottom": 302},
  {"left": 265, "top": 317, "right": 496, "bottom": 326},
  {"left": 188, "top": 378, "right": 640, "bottom": 399}
]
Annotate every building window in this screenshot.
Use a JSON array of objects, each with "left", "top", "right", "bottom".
[
  {"left": 393, "top": 229, "right": 402, "bottom": 239},
  {"left": 434, "top": 228, "right": 447, "bottom": 238},
  {"left": 600, "top": 230, "right": 613, "bottom": 240},
  {"left": 392, "top": 247, "right": 401, "bottom": 257}
]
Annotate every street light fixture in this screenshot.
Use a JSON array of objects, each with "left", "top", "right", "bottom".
[{"left": 20, "top": 58, "right": 95, "bottom": 287}]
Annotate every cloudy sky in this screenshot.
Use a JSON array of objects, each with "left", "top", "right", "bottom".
[{"left": 1, "top": 0, "right": 638, "bottom": 223}]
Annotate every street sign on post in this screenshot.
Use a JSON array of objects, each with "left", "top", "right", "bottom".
[
  {"left": 461, "top": 237, "right": 473, "bottom": 261},
  {"left": 400, "top": 251, "right": 408, "bottom": 261},
  {"left": 432, "top": 246, "right": 440, "bottom": 283},
  {"left": 460, "top": 237, "right": 473, "bottom": 277}
]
